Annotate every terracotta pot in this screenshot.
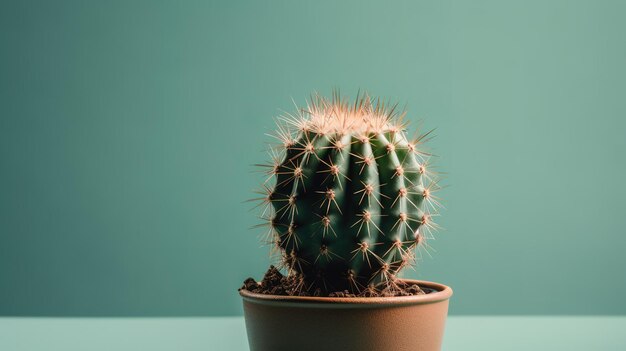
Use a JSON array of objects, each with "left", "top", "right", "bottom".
[{"left": 240, "top": 279, "right": 452, "bottom": 351}]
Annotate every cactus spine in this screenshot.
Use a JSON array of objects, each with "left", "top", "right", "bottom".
[{"left": 254, "top": 92, "right": 441, "bottom": 294}]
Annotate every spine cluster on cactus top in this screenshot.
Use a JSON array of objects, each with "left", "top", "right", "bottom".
[{"left": 252, "top": 92, "right": 442, "bottom": 295}]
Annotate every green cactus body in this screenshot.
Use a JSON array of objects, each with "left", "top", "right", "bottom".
[{"left": 257, "top": 94, "right": 439, "bottom": 294}]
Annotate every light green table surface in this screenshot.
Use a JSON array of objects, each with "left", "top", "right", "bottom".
[{"left": 1, "top": 316, "right": 624, "bottom": 350}]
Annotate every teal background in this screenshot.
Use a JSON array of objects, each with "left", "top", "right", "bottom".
[{"left": 1, "top": 0, "right": 625, "bottom": 316}]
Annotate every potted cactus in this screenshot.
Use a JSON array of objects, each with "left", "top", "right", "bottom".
[{"left": 240, "top": 92, "right": 452, "bottom": 351}]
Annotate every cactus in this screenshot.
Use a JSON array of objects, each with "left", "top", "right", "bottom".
[{"left": 253, "top": 92, "right": 441, "bottom": 295}]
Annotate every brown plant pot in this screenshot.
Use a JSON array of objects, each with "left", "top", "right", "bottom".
[{"left": 240, "top": 279, "right": 452, "bottom": 351}]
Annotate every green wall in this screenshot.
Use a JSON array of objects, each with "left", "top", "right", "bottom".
[{"left": 1, "top": 0, "right": 625, "bottom": 316}]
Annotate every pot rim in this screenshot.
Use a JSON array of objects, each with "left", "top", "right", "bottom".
[{"left": 239, "top": 279, "right": 452, "bottom": 308}]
